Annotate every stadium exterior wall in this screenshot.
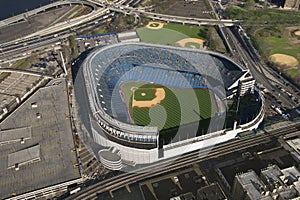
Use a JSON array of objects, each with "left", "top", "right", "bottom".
[
  {"left": 91, "top": 103, "right": 264, "bottom": 165},
  {"left": 92, "top": 129, "right": 159, "bottom": 164},
  {"left": 239, "top": 89, "right": 265, "bottom": 130},
  {"left": 163, "top": 130, "right": 238, "bottom": 159}
]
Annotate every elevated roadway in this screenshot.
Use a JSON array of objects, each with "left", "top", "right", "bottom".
[
  {"left": 68, "top": 123, "right": 300, "bottom": 200},
  {"left": 108, "top": 5, "right": 241, "bottom": 26},
  {"left": 18, "top": 8, "right": 110, "bottom": 40},
  {"left": 0, "top": 0, "right": 98, "bottom": 29}
]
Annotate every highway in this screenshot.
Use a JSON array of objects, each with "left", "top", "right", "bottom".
[
  {"left": 107, "top": 4, "right": 241, "bottom": 26},
  {"left": 68, "top": 123, "right": 300, "bottom": 200},
  {"left": 0, "top": 0, "right": 98, "bottom": 29},
  {"left": 21, "top": 8, "right": 110, "bottom": 40},
  {"left": 0, "top": 0, "right": 239, "bottom": 51}
]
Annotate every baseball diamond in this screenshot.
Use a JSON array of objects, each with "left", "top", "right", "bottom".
[
  {"left": 78, "top": 42, "right": 264, "bottom": 168},
  {"left": 121, "top": 82, "right": 214, "bottom": 131}
]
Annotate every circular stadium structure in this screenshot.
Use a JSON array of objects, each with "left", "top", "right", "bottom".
[{"left": 74, "top": 42, "right": 264, "bottom": 170}]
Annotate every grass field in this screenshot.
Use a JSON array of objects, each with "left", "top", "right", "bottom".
[
  {"left": 136, "top": 23, "right": 208, "bottom": 46},
  {"left": 226, "top": 5, "right": 300, "bottom": 82},
  {"left": 163, "top": 24, "right": 207, "bottom": 39},
  {"left": 226, "top": 6, "right": 300, "bottom": 27},
  {"left": 121, "top": 82, "right": 214, "bottom": 131},
  {"left": 250, "top": 26, "right": 300, "bottom": 79}
]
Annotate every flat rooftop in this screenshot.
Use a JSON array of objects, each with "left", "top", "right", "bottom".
[
  {"left": 0, "top": 126, "right": 32, "bottom": 145},
  {"left": 0, "top": 78, "right": 80, "bottom": 199},
  {"left": 7, "top": 144, "right": 40, "bottom": 169},
  {"left": 196, "top": 183, "right": 226, "bottom": 200},
  {"left": 235, "top": 170, "right": 272, "bottom": 200}
]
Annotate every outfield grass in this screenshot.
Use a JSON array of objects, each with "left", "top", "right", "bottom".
[
  {"left": 163, "top": 24, "right": 207, "bottom": 39},
  {"left": 121, "top": 82, "right": 214, "bottom": 130},
  {"left": 136, "top": 23, "right": 208, "bottom": 46},
  {"left": 137, "top": 27, "right": 187, "bottom": 45}
]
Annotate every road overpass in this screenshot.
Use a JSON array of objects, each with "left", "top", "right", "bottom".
[
  {"left": 0, "top": 0, "right": 98, "bottom": 29},
  {"left": 20, "top": 8, "right": 110, "bottom": 39},
  {"left": 108, "top": 6, "right": 241, "bottom": 26}
]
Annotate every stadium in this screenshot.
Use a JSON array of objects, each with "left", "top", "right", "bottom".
[{"left": 75, "top": 42, "right": 264, "bottom": 170}]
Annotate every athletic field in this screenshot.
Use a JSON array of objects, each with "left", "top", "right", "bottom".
[
  {"left": 121, "top": 82, "right": 215, "bottom": 131},
  {"left": 136, "top": 22, "right": 207, "bottom": 48}
]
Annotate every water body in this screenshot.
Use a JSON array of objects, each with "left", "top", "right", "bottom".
[{"left": 0, "top": 0, "right": 52, "bottom": 20}]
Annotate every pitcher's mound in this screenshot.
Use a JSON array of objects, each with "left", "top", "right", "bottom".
[{"left": 268, "top": 54, "right": 299, "bottom": 69}]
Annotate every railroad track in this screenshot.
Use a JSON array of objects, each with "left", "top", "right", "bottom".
[{"left": 69, "top": 123, "right": 299, "bottom": 200}]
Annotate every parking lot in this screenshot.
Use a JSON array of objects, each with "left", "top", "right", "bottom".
[{"left": 163, "top": 0, "right": 214, "bottom": 19}]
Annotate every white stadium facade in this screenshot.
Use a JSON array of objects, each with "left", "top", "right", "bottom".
[{"left": 74, "top": 42, "right": 264, "bottom": 170}]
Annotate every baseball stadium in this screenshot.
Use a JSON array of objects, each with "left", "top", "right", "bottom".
[{"left": 75, "top": 42, "right": 264, "bottom": 170}]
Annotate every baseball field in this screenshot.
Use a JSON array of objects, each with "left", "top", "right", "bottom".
[
  {"left": 136, "top": 22, "right": 206, "bottom": 48},
  {"left": 121, "top": 82, "right": 214, "bottom": 131}
]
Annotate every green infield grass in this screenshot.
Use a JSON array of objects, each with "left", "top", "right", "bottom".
[
  {"left": 133, "top": 88, "right": 156, "bottom": 101},
  {"left": 121, "top": 82, "right": 214, "bottom": 131}
]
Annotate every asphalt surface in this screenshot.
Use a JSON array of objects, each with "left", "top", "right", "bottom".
[
  {"left": 163, "top": 0, "right": 213, "bottom": 19},
  {"left": 0, "top": 6, "right": 75, "bottom": 44}
]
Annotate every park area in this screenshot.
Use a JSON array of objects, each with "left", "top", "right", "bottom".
[
  {"left": 121, "top": 82, "right": 215, "bottom": 131},
  {"left": 225, "top": 5, "right": 300, "bottom": 83},
  {"left": 252, "top": 26, "right": 300, "bottom": 80}
]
